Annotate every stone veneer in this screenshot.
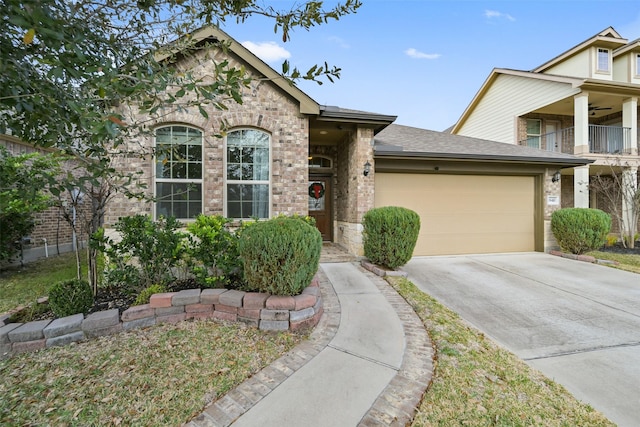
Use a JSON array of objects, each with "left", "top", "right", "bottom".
[{"left": 0, "top": 277, "right": 322, "bottom": 360}]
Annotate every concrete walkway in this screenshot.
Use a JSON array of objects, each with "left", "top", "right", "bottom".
[{"left": 187, "top": 262, "right": 432, "bottom": 427}]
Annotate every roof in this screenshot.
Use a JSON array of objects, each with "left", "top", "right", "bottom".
[
  {"left": 533, "top": 27, "right": 627, "bottom": 73},
  {"left": 374, "top": 124, "right": 592, "bottom": 167},
  {"left": 157, "top": 26, "right": 320, "bottom": 115}
]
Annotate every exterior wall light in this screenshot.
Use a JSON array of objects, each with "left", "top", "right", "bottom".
[
  {"left": 363, "top": 161, "right": 371, "bottom": 176},
  {"left": 552, "top": 171, "right": 561, "bottom": 183}
]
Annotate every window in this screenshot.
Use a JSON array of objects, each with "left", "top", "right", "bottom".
[
  {"left": 636, "top": 54, "right": 640, "bottom": 76},
  {"left": 526, "top": 119, "right": 541, "bottom": 149},
  {"left": 226, "top": 129, "right": 270, "bottom": 219},
  {"left": 155, "top": 125, "right": 203, "bottom": 219},
  {"left": 308, "top": 156, "right": 332, "bottom": 169},
  {"left": 597, "top": 48, "right": 610, "bottom": 72}
]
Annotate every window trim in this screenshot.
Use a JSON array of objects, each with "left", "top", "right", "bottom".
[
  {"left": 153, "top": 124, "right": 204, "bottom": 221},
  {"left": 635, "top": 53, "right": 640, "bottom": 77},
  {"left": 223, "top": 128, "right": 272, "bottom": 220},
  {"left": 596, "top": 47, "right": 611, "bottom": 73}
]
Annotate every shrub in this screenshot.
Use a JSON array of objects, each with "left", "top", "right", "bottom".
[
  {"left": 362, "top": 206, "right": 420, "bottom": 269},
  {"left": 238, "top": 216, "right": 321, "bottom": 296},
  {"left": 551, "top": 208, "right": 611, "bottom": 255},
  {"left": 134, "top": 284, "right": 167, "bottom": 306},
  {"left": 48, "top": 279, "right": 94, "bottom": 317},
  {"left": 93, "top": 215, "right": 187, "bottom": 294},
  {"left": 605, "top": 234, "right": 618, "bottom": 247},
  {"left": 186, "top": 215, "right": 241, "bottom": 287}
]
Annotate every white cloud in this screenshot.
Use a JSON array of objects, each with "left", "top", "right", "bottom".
[
  {"left": 405, "top": 48, "right": 441, "bottom": 60},
  {"left": 241, "top": 41, "right": 291, "bottom": 63},
  {"left": 484, "top": 10, "right": 515, "bottom": 22}
]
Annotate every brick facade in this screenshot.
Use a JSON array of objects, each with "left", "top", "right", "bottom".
[{"left": 106, "top": 47, "right": 310, "bottom": 226}]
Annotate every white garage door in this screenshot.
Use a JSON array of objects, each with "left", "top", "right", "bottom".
[{"left": 375, "top": 173, "right": 535, "bottom": 256}]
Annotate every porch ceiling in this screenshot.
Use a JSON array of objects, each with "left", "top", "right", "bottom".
[{"left": 535, "top": 92, "right": 626, "bottom": 119}]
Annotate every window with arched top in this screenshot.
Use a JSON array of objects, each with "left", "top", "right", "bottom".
[
  {"left": 225, "top": 129, "right": 270, "bottom": 219},
  {"left": 154, "top": 125, "right": 203, "bottom": 219},
  {"left": 308, "top": 155, "right": 332, "bottom": 169}
]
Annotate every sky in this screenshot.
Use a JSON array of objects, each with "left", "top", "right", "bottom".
[{"left": 221, "top": 0, "right": 640, "bottom": 132}]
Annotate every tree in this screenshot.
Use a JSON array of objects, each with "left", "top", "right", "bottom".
[
  {"left": 590, "top": 162, "right": 640, "bottom": 249},
  {"left": 1, "top": 0, "right": 360, "bottom": 287},
  {"left": 0, "top": 146, "right": 61, "bottom": 263}
]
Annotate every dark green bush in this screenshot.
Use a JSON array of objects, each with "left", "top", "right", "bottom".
[
  {"left": 551, "top": 208, "right": 611, "bottom": 255},
  {"left": 363, "top": 206, "right": 420, "bottom": 269},
  {"left": 238, "top": 217, "right": 322, "bottom": 296},
  {"left": 48, "top": 279, "right": 94, "bottom": 317},
  {"left": 134, "top": 284, "right": 167, "bottom": 306}
]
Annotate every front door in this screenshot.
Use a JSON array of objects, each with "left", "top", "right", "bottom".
[{"left": 308, "top": 175, "right": 332, "bottom": 241}]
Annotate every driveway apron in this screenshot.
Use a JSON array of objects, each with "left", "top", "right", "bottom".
[
  {"left": 403, "top": 252, "right": 640, "bottom": 427},
  {"left": 230, "top": 262, "right": 405, "bottom": 427}
]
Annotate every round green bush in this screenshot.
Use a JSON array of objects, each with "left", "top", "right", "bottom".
[
  {"left": 551, "top": 208, "right": 611, "bottom": 255},
  {"left": 363, "top": 206, "right": 421, "bottom": 269},
  {"left": 48, "top": 279, "right": 94, "bottom": 318},
  {"left": 134, "top": 284, "right": 167, "bottom": 306},
  {"left": 238, "top": 217, "right": 322, "bottom": 296}
]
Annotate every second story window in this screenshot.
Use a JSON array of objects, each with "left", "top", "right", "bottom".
[
  {"left": 526, "top": 119, "right": 541, "bottom": 149},
  {"left": 597, "top": 48, "right": 610, "bottom": 72},
  {"left": 636, "top": 54, "right": 640, "bottom": 76}
]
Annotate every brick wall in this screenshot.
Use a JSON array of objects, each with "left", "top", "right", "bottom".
[{"left": 106, "top": 47, "right": 309, "bottom": 226}]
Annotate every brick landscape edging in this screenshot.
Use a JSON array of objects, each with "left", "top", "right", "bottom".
[{"left": 0, "top": 276, "right": 322, "bottom": 360}]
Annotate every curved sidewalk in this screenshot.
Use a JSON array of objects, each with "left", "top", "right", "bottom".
[{"left": 187, "top": 262, "right": 433, "bottom": 427}]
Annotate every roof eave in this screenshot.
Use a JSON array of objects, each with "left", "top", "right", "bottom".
[{"left": 373, "top": 149, "right": 593, "bottom": 168}]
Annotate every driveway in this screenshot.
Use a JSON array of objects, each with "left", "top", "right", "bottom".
[{"left": 402, "top": 252, "right": 640, "bottom": 427}]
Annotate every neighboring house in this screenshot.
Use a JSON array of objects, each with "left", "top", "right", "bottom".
[{"left": 451, "top": 27, "right": 640, "bottom": 236}]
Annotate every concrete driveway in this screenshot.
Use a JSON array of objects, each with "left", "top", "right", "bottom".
[{"left": 402, "top": 252, "right": 640, "bottom": 427}]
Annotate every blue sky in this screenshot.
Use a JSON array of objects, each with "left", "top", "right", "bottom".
[{"left": 221, "top": 1, "right": 640, "bottom": 131}]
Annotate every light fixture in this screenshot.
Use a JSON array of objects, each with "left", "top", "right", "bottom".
[
  {"left": 552, "top": 171, "right": 561, "bottom": 183},
  {"left": 363, "top": 161, "right": 371, "bottom": 177}
]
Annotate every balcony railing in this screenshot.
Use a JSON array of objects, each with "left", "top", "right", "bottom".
[{"left": 519, "top": 125, "right": 634, "bottom": 155}]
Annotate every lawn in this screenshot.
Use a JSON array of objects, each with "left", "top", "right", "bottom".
[
  {"left": 0, "top": 252, "right": 83, "bottom": 314},
  {"left": 587, "top": 250, "right": 640, "bottom": 274}
]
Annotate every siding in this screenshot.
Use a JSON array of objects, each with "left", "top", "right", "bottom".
[
  {"left": 456, "top": 74, "right": 579, "bottom": 144},
  {"left": 543, "top": 50, "right": 591, "bottom": 78}
]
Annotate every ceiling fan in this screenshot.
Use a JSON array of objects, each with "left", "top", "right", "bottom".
[{"left": 588, "top": 103, "right": 612, "bottom": 115}]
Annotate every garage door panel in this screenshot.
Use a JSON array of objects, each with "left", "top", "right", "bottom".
[{"left": 375, "top": 173, "right": 535, "bottom": 256}]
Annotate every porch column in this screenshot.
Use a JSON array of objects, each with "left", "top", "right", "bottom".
[
  {"left": 622, "top": 97, "right": 638, "bottom": 155},
  {"left": 574, "top": 93, "right": 590, "bottom": 155},
  {"left": 621, "top": 166, "right": 638, "bottom": 241},
  {"left": 574, "top": 165, "right": 590, "bottom": 208}
]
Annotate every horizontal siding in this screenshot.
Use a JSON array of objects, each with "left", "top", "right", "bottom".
[
  {"left": 457, "top": 74, "right": 579, "bottom": 144},
  {"left": 543, "top": 52, "right": 590, "bottom": 78}
]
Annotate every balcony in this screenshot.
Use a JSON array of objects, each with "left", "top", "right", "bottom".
[{"left": 519, "top": 125, "right": 634, "bottom": 155}]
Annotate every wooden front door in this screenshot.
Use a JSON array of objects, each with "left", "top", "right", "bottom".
[{"left": 308, "top": 175, "right": 332, "bottom": 241}]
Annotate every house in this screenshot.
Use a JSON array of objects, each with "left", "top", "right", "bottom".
[
  {"left": 4, "top": 26, "right": 591, "bottom": 260},
  {"left": 450, "top": 27, "right": 640, "bottom": 237}
]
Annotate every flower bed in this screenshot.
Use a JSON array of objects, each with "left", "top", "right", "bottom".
[{"left": 0, "top": 276, "right": 322, "bottom": 360}]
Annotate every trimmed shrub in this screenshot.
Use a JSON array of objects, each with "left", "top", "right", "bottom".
[
  {"left": 551, "top": 208, "right": 611, "bottom": 255},
  {"left": 134, "top": 284, "right": 167, "bottom": 306},
  {"left": 363, "top": 206, "right": 420, "bottom": 269},
  {"left": 238, "top": 217, "right": 322, "bottom": 296},
  {"left": 48, "top": 279, "right": 94, "bottom": 317}
]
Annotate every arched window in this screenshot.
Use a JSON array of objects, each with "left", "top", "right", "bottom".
[
  {"left": 155, "top": 125, "right": 203, "bottom": 219},
  {"left": 308, "top": 155, "right": 332, "bottom": 169},
  {"left": 226, "top": 129, "right": 270, "bottom": 219}
]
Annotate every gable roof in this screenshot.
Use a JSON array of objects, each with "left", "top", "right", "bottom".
[
  {"left": 374, "top": 124, "right": 592, "bottom": 167},
  {"left": 158, "top": 26, "right": 320, "bottom": 115},
  {"left": 533, "top": 27, "right": 627, "bottom": 73}
]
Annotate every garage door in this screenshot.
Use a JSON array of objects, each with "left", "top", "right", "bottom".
[{"left": 375, "top": 173, "right": 535, "bottom": 256}]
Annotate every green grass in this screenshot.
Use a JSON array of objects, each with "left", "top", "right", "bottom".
[
  {"left": 388, "top": 276, "right": 614, "bottom": 427},
  {"left": 587, "top": 250, "right": 640, "bottom": 274},
  {"left": 0, "top": 252, "right": 84, "bottom": 314},
  {"left": 0, "top": 320, "right": 302, "bottom": 426}
]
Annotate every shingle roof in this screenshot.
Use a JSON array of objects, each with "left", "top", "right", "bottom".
[{"left": 374, "top": 124, "right": 592, "bottom": 166}]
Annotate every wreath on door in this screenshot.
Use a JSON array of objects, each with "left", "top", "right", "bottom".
[{"left": 309, "top": 182, "right": 325, "bottom": 199}]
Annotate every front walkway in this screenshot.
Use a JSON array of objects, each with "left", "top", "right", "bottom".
[{"left": 186, "top": 262, "right": 433, "bottom": 426}]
